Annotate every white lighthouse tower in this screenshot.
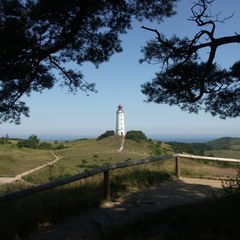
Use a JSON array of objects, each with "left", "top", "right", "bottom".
[{"left": 116, "top": 104, "right": 125, "bottom": 136}]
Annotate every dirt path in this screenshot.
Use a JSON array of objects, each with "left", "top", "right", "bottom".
[
  {"left": 0, "top": 152, "right": 60, "bottom": 185},
  {"left": 117, "top": 136, "right": 125, "bottom": 152},
  {"left": 26, "top": 177, "right": 223, "bottom": 240}
]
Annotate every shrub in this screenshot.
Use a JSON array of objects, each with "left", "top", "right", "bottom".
[
  {"left": 125, "top": 130, "right": 147, "bottom": 142},
  {"left": 0, "top": 138, "right": 8, "bottom": 145},
  {"left": 16, "top": 135, "right": 65, "bottom": 150},
  {"left": 222, "top": 167, "right": 240, "bottom": 195},
  {"left": 81, "top": 159, "right": 87, "bottom": 164},
  {"left": 39, "top": 142, "right": 52, "bottom": 150},
  {"left": 17, "top": 135, "right": 40, "bottom": 149},
  {"left": 149, "top": 142, "right": 163, "bottom": 156},
  {"left": 55, "top": 144, "right": 65, "bottom": 150},
  {"left": 97, "top": 130, "right": 115, "bottom": 140}
]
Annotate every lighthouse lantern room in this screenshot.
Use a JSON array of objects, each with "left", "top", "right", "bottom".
[{"left": 116, "top": 104, "right": 125, "bottom": 136}]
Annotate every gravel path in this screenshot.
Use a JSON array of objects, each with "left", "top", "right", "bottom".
[
  {"left": 26, "top": 177, "right": 223, "bottom": 240},
  {"left": 0, "top": 153, "right": 60, "bottom": 185}
]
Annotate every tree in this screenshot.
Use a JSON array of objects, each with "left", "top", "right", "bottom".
[
  {"left": 0, "top": 0, "right": 177, "bottom": 124},
  {"left": 97, "top": 130, "right": 115, "bottom": 140},
  {"left": 28, "top": 134, "right": 40, "bottom": 145},
  {"left": 125, "top": 130, "right": 147, "bottom": 142},
  {"left": 17, "top": 134, "right": 40, "bottom": 148},
  {"left": 141, "top": 0, "right": 240, "bottom": 118}
]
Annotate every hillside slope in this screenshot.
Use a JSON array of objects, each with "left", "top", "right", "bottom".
[
  {"left": 22, "top": 136, "right": 167, "bottom": 184},
  {"left": 0, "top": 144, "right": 53, "bottom": 177},
  {"left": 206, "top": 137, "right": 240, "bottom": 150}
]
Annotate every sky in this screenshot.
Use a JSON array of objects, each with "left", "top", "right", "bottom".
[{"left": 1, "top": 0, "right": 240, "bottom": 140}]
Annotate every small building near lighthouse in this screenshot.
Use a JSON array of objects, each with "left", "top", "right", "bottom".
[{"left": 116, "top": 104, "right": 125, "bottom": 136}]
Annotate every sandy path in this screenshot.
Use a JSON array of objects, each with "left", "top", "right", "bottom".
[
  {"left": 26, "top": 177, "right": 223, "bottom": 240},
  {"left": 0, "top": 152, "right": 60, "bottom": 185}
]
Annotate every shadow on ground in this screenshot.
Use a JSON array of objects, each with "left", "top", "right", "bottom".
[{"left": 25, "top": 178, "right": 223, "bottom": 240}]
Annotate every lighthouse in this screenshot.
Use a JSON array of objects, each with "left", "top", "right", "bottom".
[{"left": 116, "top": 104, "right": 125, "bottom": 136}]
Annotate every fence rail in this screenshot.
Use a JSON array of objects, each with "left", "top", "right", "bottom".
[
  {"left": 174, "top": 154, "right": 240, "bottom": 178},
  {"left": 1, "top": 153, "right": 239, "bottom": 203},
  {"left": 0, "top": 155, "right": 172, "bottom": 203}
]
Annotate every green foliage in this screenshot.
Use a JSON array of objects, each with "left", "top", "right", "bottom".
[
  {"left": 141, "top": 62, "right": 240, "bottom": 118},
  {"left": 169, "top": 142, "right": 210, "bottom": 155},
  {"left": 97, "top": 130, "right": 115, "bottom": 141},
  {"left": 0, "top": 137, "right": 9, "bottom": 145},
  {"left": 81, "top": 159, "right": 87, "bottom": 164},
  {"left": 0, "top": 0, "right": 177, "bottom": 123},
  {"left": 125, "top": 130, "right": 147, "bottom": 142},
  {"left": 17, "top": 135, "right": 40, "bottom": 149},
  {"left": 17, "top": 135, "right": 65, "bottom": 150},
  {"left": 222, "top": 167, "right": 240, "bottom": 195},
  {"left": 206, "top": 137, "right": 240, "bottom": 150},
  {"left": 141, "top": 0, "right": 240, "bottom": 118},
  {"left": 149, "top": 141, "right": 163, "bottom": 156},
  {"left": 55, "top": 144, "right": 65, "bottom": 150},
  {"left": 0, "top": 165, "right": 171, "bottom": 239},
  {"left": 39, "top": 142, "right": 52, "bottom": 150}
]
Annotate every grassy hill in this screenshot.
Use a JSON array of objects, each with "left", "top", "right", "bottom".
[
  {"left": 204, "top": 137, "right": 240, "bottom": 160},
  {"left": 0, "top": 136, "right": 240, "bottom": 240},
  {"left": 168, "top": 137, "right": 240, "bottom": 159},
  {"left": 1, "top": 135, "right": 240, "bottom": 184},
  {"left": 0, "top": 144, "right": 53, "bottom": 177},
  {"left": 0, "top": 136, "right": 169, "bottom": 182},
  {"left": 22, "top": 136, "right": 168, "bottom": 184},
  {"left": 206, "top": 137, "right": 240, "bottom": 150}
]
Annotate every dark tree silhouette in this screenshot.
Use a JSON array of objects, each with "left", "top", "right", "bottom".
[
  {"left": 141, "top": 0, "right": 240, "bottom": 118},
  {"left": 0, "top": 0, "right": 177, "bottom": 124}
]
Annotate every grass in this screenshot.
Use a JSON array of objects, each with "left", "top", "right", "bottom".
[
  {"left": 155, "top": 158, "right": 238, "bottom": 179},
  {"left": 205, "top": 149, "right": 240, "bottom": 159},
  {"left": 0, "top": 162, "right": 171, "bottom": 240},
  {"left": 21, "top": 136, "right": 155, "bottom": 184},
  {"left": 1, "top": 136, "right": 240, "bottom": 239},
  {"left": 0, "top": 144, "right": 53, "bottom": 176},
  {"left": 0, "top": 181, "right": 33, "bottom": 196},
  {"left": 105, "top": 192, "right": 240, "bottom": 240},
  {"left": 0, "top": 136, "right": 150, "bottom": 180},
  {"left": 1, "top": 136, "right": 239, "bottom": 182},
  {"left": 206, "top": 137, "right": 240, "bottom": 151}
]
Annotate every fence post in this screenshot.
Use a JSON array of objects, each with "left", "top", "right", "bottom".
[
  {"left": 175, "top": 155, "right": 180, "bottom": 178},
  {"left": 103, "top": 170, "right": 111, "bottom": 201}
]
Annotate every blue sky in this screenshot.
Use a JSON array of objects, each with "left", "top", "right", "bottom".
[{"left": 1, "top": 0, "right": 240, "bottom": 140}]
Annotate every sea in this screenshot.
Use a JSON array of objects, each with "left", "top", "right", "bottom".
[
  {"left": 148, "top": 135, "right": 218, "bottom": 143},
  {"left": 6, "top": 134, "right": 226, "bottom": 143}
]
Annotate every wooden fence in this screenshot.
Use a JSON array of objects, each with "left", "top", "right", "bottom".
[
  {"left": 0, "top": 155, "right": 172, "bottom": 203},
  {"left": 174, "top": 154, "right": 240, "bottom": 178},
  {"left": 1, "top": 153, "right": 240, "bottom": 203}
]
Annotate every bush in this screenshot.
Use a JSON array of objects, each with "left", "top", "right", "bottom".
[
  {"left": 168, "top": 142, "right": 209, "bottom": 155},
  {"left": 149, "top": 142, "right": 163, "bottom": 156},
  {"left": 55, "top": 144, "right": 65, "bottom": 150},
  {"left": 97, "top": 130, "right": 115, "bottom": 140},
  {"left": 16, "top": 135, "right": 65, "bottom": 150},
  {"left": 222, "top": 167, "right": 240, "bottom": 195},
  {"left": 17, "top": 135, "right": 40, "bottom": 149},
  {"left": 0, "top": 137, "right": 9, "bottom": 145},
  {"left": 125, "top": 130, "right": 147, "bottom": 142},
  {"left": 39, "top": 142, "right": 52, "bottom": 150}
]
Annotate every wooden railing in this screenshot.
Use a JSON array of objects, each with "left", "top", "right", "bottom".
[
  {"left": 1, "top": 153, "right": 239, "bottom": 203},
  {"left": 175, "top": 154, "right": 240, "bottom": 178},
  {"left": 0, "top": 155, "right": 172, "bottom": 203}
]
